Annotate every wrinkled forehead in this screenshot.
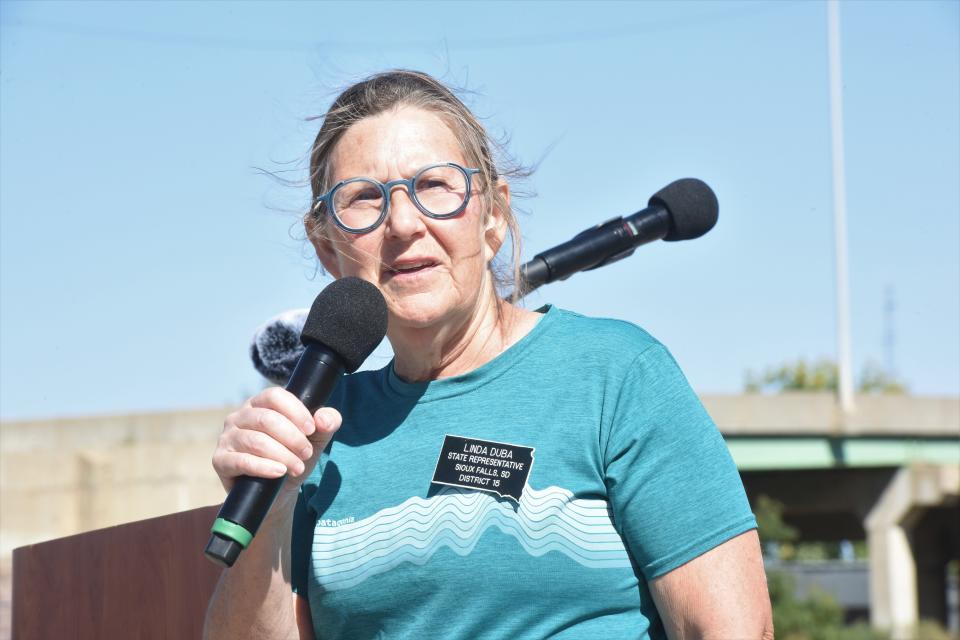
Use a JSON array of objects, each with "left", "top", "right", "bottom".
[{"left": 328, "top": 106, "right": 472, "bottom": 183}]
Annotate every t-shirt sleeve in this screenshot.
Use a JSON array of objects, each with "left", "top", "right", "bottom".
[
  {"left": 290, "top": 484, "right": 314, "bottom": 595},
  {"left": 603, "top": 343, "right": 756, "bottom": 580}
]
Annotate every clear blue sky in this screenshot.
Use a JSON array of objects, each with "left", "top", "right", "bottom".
[{"left": 1, "top": 0, "right": 958, "bottom": 420}]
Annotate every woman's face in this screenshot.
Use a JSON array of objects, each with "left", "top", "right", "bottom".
[{"left": 312, "top": 106, "right": 508, "bottom": 333}]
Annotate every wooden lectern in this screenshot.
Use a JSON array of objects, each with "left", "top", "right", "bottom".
[{"left": 12, "top": 505, "right": 224, "bottom": 639}]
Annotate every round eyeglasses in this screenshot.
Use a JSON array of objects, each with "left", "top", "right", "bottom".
[{"left": 313, "top": 162, "right": 482, "bottom": 234}]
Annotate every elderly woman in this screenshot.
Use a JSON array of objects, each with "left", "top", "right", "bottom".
[{"left": 205, "top": 70, "right": 772, "bottom": 640}]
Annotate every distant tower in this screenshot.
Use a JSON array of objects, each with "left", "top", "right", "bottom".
[{"left": 883, "top": 285, "right": 897, "bottom": 379}]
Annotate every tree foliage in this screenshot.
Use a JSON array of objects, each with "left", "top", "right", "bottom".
[
  {"left": 755, "top": 494, "right": 799, "bottom": 545},
  {"left": 744, "top": 359, "right": 906, "bottom": 394}
]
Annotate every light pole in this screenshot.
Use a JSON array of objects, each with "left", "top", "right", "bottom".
[{"left": 827, "top": 0, "right": 855, "bottom": 413}]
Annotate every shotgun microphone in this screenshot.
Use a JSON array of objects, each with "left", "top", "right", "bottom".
[{"left": 205, "top": 277, "right": 388, "bottom": 567}]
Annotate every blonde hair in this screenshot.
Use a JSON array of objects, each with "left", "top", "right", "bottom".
[{"left": 306, "top": 69, "right": 525, "bottom": 298}]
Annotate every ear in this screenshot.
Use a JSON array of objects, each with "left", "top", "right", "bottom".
[
  {"left": 305, "top": 215, "right": 343, "bottom": 279},
  {"left": 483, "top": 178, "right": 511, "bottom": 263}
]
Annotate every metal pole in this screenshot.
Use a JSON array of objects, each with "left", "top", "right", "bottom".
[{"left": 827, "top": 0, "right": 856, "bottom": 413}]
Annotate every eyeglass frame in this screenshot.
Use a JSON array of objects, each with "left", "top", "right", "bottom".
[{"left": 312, "top": 162, "right": 482, "bottom": 235}]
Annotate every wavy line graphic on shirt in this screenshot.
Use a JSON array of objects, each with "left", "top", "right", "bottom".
[{"left": 311, "top": 485, "right": 633, "bottom": 591}]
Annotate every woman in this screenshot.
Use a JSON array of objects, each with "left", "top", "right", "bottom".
[{"left": 205, "top": 70, "right": 772, "bottom": 639}]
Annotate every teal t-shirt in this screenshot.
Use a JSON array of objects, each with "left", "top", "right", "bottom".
[{"left": 292, "top": 306, "right": 756, "bottom": 639}]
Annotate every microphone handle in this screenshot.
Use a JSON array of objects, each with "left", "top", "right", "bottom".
[
  {"left": 517, "top": 205, "right": 670, "bottom": 297},
  {"left": 204, "top": 344, "right": 345, "bottom": 567},
  {"left": 518, "top": 257, "right": 550, "bottom": 294},
  {"left": 624, "top": 204, "right": 671, "bottom": 248}
]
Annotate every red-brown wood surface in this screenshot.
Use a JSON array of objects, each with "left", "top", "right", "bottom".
[{"left": 12, "top": 505, "right": 224, "bottom": 639}]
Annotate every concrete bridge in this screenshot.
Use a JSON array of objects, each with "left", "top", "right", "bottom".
[
  {"left": 704, "top": 393, "right": 960, "bottom": 637},
  {"left": 1, "top": 393, "right": 957, "bottom": 638}
]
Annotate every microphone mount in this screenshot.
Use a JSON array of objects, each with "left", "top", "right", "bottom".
[{"left": 518, "top": 205, "right": 671, "bottom": 297}]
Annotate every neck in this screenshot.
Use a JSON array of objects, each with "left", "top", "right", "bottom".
[{"left": 390, "top": 288, "right": 537, "bottom": 382}]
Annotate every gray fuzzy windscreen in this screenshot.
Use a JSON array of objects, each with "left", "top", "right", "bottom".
[{"left": 250, "top": 308, "right": 308, "bottom": 385}]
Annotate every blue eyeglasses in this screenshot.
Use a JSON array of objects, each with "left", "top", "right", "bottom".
[{"left": 313, "top": 162, "right": 481, "bottom": 234}]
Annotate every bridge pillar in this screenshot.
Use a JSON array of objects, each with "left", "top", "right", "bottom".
[{"left": 865, "top": 464, "right": 960, "bottom": 639}]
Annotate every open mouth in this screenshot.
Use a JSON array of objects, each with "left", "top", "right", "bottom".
[{"left": 387, "top": 260, "right": 437, "bottom": 276}]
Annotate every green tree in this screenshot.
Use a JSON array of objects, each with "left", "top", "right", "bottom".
[
  {"left": 744, "top": 359, "right": 906, "bottom": 394},
  {"left": 755, "top": 494, "right": 799, "bottom": 545},
  {"left": 857, "top": 361, "right": 908, "bottom": 394}
]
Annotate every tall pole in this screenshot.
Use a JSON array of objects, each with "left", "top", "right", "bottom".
[{"left": 827, "top": 0, "right": 855, "bottom": 413}]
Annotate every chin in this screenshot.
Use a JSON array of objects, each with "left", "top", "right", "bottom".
[
  {"left": 388, "top": 307, "right": 447, "bottom": 330},
  {"left": 386, "top": 296, "right": 463, "bottom": 331}
]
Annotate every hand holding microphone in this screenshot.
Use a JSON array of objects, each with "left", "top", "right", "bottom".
[
  {"left": 205, "top": 277, "right": 388, "bottom": 567},
  {"left": 213, "top": 389, "right": 340, "bottom": 507}
]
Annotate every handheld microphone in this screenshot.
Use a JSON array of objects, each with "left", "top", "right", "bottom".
[
  {"left": 519, "top": 178, "right": 718, "bottom": 294},
  {"left": 204, "top": 277, "right": 388, "bottom": 568}
]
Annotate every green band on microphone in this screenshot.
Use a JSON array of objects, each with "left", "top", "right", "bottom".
[{"left": 211, "top": 518, "right": 253, "bottom": 548}]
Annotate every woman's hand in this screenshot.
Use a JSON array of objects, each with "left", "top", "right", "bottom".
[{"left": 212, "top": 387, "right": 342, "bottom": 502}]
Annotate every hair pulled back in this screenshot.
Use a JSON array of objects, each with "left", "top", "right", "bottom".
[{"left": 306, "top": 69, "right": 524, "bottom": 297}]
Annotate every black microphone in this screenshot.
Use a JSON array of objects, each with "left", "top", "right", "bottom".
[
  {"left": 519, "top": 178, "right": 719, "bottom": 294},
  {"left": 204, "top": 277, "right": 388, "bottom": 568}
]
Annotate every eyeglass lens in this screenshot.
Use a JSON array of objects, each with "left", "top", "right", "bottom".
[{"left": 332, "top": 165, "right": 469, "bottom": 231}]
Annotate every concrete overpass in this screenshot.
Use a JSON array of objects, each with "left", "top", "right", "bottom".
[
  {"left": 1, "top": 393, "right": 957, "bottom": 638},
  {"left": 704, "top": 393, "right": 960, "bottom": 637}
]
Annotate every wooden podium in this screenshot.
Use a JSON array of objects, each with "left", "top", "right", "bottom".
[{"left": 11, "top": 505, "right": 224, "bottom": 639}]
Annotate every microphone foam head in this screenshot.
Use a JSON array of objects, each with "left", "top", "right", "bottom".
[
  {"left": 301, "top": 277, "right": 388, "bottom": 373},
  {"left": 648, "top": 178, "right": 719, "bottom": 241}
]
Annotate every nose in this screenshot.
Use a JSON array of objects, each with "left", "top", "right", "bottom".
[{"left": 383, "top": 183, "right": 425, "bottom": 240}]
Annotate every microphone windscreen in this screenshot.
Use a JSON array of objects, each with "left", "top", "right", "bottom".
[
  {"left": 301, "top": 277, "right": 389, "bottom": 374},
  {"left": 648, "top": 178, "right": 719, "bottom": 241},
  {"left": 251, "top": 309, "right": 308, "bottom": 386}
]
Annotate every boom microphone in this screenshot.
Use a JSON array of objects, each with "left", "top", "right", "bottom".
[
  {"left": 204, "top": 277, "right": 388, "bottom": 567},
  {"left": 519, "top": 178, "right": 718, "bottom": 294}
]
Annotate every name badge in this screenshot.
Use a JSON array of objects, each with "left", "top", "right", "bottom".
[{"left": 431, "top": 434, "right": 535, "bottom": 502}]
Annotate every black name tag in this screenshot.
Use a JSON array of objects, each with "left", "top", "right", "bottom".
[{"left": 431, "top": 435, "right": 535, "bottom": 502}]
